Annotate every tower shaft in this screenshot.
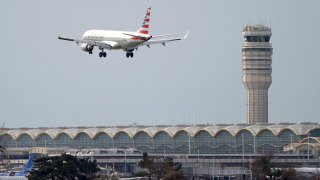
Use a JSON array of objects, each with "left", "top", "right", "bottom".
[{"left": 242, "top": 25, "right": 272, "bottom": 124}]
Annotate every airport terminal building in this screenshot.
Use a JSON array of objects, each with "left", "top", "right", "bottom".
[
  {"left": 1, "top": 123, "right": 320, "bottom": 155},
  {"left": 1, "top": 122, "right": 320, "bottom": 177}
]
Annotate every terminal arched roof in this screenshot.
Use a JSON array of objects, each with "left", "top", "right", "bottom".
[
  {"left": 184, "top": 126, "right": 202, "bottom": 137},
  {"left": 1, "top": 123, "right": 320, "bottom": 140},
  {"left": 103, "top": 127, "right": 121, "bottom": 138},
  {"left": 84, "top": 128, "right": 103, "bottom": 139},
  {"left": 142, "top": 126, "right": 163, "bottom": 137}
]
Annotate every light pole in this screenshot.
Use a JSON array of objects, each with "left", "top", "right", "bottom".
[
  {"left": 188, "top": 134, "right": 191, "bottom": 154},
  {"left": 196, "top": 149, "right": 199, "bottom": 179},
  {"left": 124, "top": 149, "right": 126, "bottom": 174},
  {"left": 253, "top": 135, "right": 256, "bottom": 154},
  {"left": 212, "top": 153, "right": 215, "bottom": 179},
  {"left": 242, "top": 133, "right": 245, "bottom": 167},
  {"left": 307, "top": 133, "right": 310, "bottom": 166},
  {"left": 198, "top": 149, "right": 200, "bottom": 165}
]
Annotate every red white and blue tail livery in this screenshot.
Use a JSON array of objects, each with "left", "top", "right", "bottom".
[
  {"left": 138, "top": 7, "right": 151, "bottom": 35},
  {"left": 58, "top": 7, "right": 188, "bottom": 58}
]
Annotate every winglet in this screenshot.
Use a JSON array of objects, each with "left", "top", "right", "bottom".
[{"left": 183, "top": 30, "right": 189, "bottom": 39}]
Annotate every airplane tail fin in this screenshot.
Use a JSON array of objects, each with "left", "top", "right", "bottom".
[
  {"left": 23, "top": 154, "right": 36, "bottom": 174},
  {"left": 137, "top": 7, "right": 151, "bottom": 34}
]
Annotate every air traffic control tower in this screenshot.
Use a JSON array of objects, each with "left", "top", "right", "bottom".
[{"left": 242, "top": 25, "right": 272, "bottom": 124}]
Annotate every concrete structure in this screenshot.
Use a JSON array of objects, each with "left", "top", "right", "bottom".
[{"left": 242, "top": 25, "right": 273, "bottom": 124}]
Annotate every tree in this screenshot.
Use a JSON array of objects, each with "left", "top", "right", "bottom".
[
  {"left": 162, "top": 157, "right": 184, "bottom": 180},
  {"left": 0, "top": 123, "right": 11, "bottom": 170},
  {"left": 281, "top": 168, "right": 299, "bottom": 180},
  {"left": 28, "top": 153, "right": 100, "bottom": 180},
  {"left": 251, "top": 155, "right": 273, "bottom": 179},
  {"left": 138, "top": 154, "right": 185, "bottom": 180},
  {"left": 138, "top": 152, "right": 155, "bottom": 179}
]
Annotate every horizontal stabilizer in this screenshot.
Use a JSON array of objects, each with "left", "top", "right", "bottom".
[{"left": 58, "top": 36, "right": 74, "bottom": 41}]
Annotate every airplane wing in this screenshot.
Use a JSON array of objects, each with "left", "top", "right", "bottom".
[
  {"left": 140, "top": 30, "right": 189, "bottom": 47},
  {"left": 141, "top": 38, "right": 181, "bottom": 47},
  {"left": 152, "top": 33, "right": 178, "bottom": 38},
  {"left": 58, "top": 36, "right": 113, "bottom": 50}
]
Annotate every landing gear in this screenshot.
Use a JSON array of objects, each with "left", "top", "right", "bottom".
[
  {"left": 126, "top": 52, "right": 134, "bottom": 58},
  {"left": 98, "top": 48, "right": 107, "bottom": 58},
  {"left": 99, "top": 52, "right": 107, "bottom": 58}
]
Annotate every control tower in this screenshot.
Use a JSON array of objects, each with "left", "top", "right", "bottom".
[{"left": 242, "top": 25, "right": 272, "bottom": 124}]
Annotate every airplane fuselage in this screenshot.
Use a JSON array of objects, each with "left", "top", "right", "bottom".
[{"left": 81, "top": 30, "right": 150, "bottom": 51}]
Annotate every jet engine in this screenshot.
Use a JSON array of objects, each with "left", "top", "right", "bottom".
[{"left": 80, "top": 44, "right": 94, "bottom": 52}]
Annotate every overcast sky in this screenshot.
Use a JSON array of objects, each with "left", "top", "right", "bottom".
[{"left": 1, "top": 0, "right": 319, "bottom": 128}]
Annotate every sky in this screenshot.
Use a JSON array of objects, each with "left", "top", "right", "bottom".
[{"left": 1, "top": 0, "right": 320, "bottom": 128}]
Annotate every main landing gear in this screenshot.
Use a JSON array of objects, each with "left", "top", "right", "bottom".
[
  {"left": 125, "top": 49, "right": 134, "bottom": 58},
  {"left": 126, "top": 52, "right": 134, "bottom": 58},
  {"left": 99, "top": 52, "right": 107, "bottom": 58},
  {"left": 99, "top": 50, "right": 107, "bottom": 58}
]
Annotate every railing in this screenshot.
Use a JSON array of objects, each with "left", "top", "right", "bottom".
[
  {"left": 212, "top": 169, "right": 252, "bottom": 175},
  {"left": 243, "top": 42, "right": 272, "bottom": 47}
]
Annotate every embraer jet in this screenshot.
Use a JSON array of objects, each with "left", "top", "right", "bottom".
[{"left": 58, "top": 7, "right": 188, "bottom": 58}]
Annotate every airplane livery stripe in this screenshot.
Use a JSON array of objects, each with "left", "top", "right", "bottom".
[{"left": 139, "top": 30, "right": 148, "bottom": 34}]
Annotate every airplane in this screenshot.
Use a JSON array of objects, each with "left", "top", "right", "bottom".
[
  {"left": 58, "top": 7, "right": 188, "bottom": 58},
  {"left": 0, "top": 153, "right": 43, "bottom": 179}
]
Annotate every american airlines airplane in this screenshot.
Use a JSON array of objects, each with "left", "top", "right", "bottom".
[{"left": 58, "top": 7, "right": 188, "bottom": 58}]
